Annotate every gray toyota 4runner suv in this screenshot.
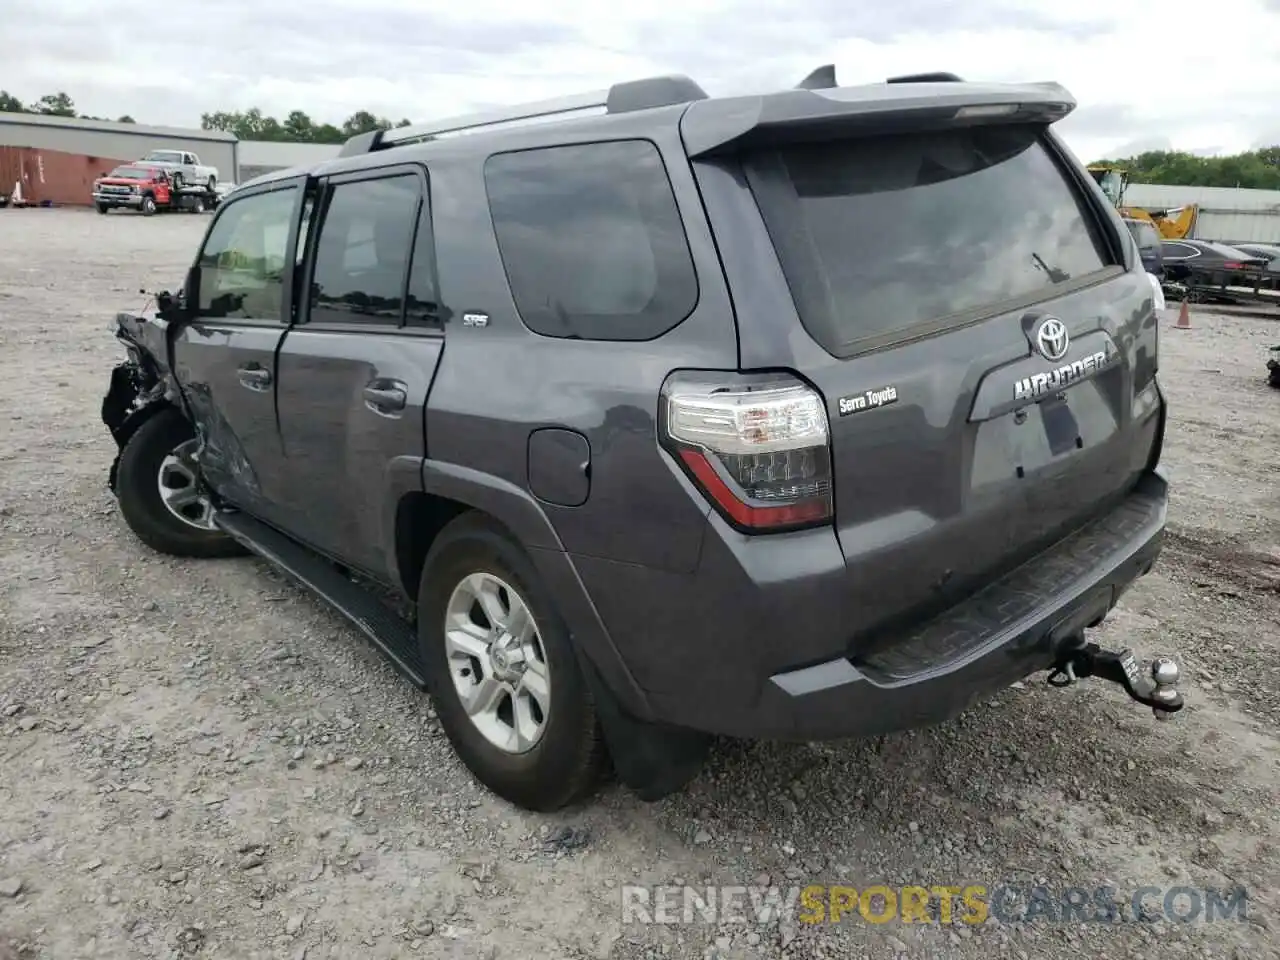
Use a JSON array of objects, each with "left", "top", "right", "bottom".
[{"left": 102, "top": 66, "right": 1184, "bottom": 812}]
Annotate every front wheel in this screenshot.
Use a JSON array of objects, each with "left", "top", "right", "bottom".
[
  {"left": 114, "top": 408, "right": 246, "bottom": 558},
  {"left": 418, "top": 513, "right": 606, "bottom": 811},
  {"left": 140, "top": 195, "right": 156, "bottom": 216},
  {"left": 96, "top": 203, "right": 110, "bottom": 215}
]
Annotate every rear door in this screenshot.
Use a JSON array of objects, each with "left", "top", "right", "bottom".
[
  {"left": 728, "top": 121, "right": 1162, "bottom": 641},
  {"left": 273, "top": 164, "right": 444, "bottom": 582},
  {"left": 174, "top": 180, "right": 303, "bottom": 524}
]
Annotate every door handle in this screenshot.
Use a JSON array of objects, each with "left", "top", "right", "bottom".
[
  {"left": 237, "top": 364, "right": 272, "bottom": 390},
  {"left": 363, "top": 382, "right": 407, "bottom": 412}
]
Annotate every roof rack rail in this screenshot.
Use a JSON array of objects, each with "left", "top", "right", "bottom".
[
  {"left": 886, "top": 71, "right": 964, "bottom": 83},
  {"left": 796, "top": 64, "right": 837, "bottom": 90},
  {"left": 337, "top": 74, "right": 709, "bottom": 158}
]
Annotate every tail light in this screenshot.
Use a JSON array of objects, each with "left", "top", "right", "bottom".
[
  {"left": 1223, "top": 261, "right": 1245, "bottom": 270},
  {"left": 659, "top": 372, "right": 833, "bottom": 533}
]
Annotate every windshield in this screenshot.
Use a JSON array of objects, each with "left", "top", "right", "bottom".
[
  {"left": 107, "top": 166, "right": 158, "bottom": 179},
  {"left": 1124, "top": 220, "right": 1161, "bottom": 250},
  {"left": 746, "top": 124, "right": 1113, "bottom": 355}
]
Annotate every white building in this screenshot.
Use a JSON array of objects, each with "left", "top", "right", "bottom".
[
  {"left": 237, "top": 141, "right": 341, "bottom": 184},
  {"left": 1123, "top": 183, "right": 1280, "bottom": 243}
]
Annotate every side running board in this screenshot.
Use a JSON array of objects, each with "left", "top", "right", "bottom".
[{"left": 214, "top": 510, "right": 428, "bottom": 688}]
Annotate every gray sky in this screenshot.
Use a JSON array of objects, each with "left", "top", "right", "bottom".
[{"left": 8, "top": 0, "right": 1280, "bottom": 160}]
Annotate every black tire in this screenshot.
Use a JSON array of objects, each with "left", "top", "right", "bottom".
[
  {"left": 171, "top": 172, "right": 184, "bottom": 190},
  {"left": 190, "top": 196, "right": 205, "bottom": 214},
  {"left": 418, "top": 513, "right": 606, "bottom": 811},
  {"left": 115, "top": 408, "right": 246, "bottom": 559},
  {"left": 206, "top": 176, "right": 216, "bottom": 192},
  {"left": 140, "top": 195, "right": 156, "bottom": 216},
  {"left": 96, "top": 203, "right": 110, "bottom": 215}
]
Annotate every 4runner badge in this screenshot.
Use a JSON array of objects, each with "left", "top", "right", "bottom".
[
  {"left": 1014, "top": 348, "right": 1115, "bottom": 402},
  {"left": 837, "top": 385, "right": 899, "bottom": 416}
]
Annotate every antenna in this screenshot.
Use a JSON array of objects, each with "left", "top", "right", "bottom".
[{"left": 796, "top": 64, "right": 837, "bottom": 90}]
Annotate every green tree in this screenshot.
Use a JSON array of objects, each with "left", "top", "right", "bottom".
[
  {"left": 9, "top": 85, "right": 424, "bottom": 141},
  {"left": 34, "top": 92, "right": 76, "bottom": 116},
  {"left": 1091, "top": 147, "right": 1280, "bottom": 190}
]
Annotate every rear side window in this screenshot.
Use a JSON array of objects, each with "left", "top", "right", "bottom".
[
  {"left": 1161, "top": 242, "right": 1197, "bottom": 260},
  {"left": 306, "top": 174, "right": 421, "bottom": 326},
  {"left": 484, "top": 140, "right": 698, "bottom": 341},
  {"left": 745, "top": 125, "right": 1115, "bottom": 357}
]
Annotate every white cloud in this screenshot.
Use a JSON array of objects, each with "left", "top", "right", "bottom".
[{"left": 4, "top": 0, "right": 1279, "bottom": 158}]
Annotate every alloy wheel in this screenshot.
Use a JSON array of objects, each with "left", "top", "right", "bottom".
[{"left": 443, "top": 571, "right": 551, "bottom": 754}]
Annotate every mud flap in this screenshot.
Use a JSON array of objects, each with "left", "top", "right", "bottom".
[{"left": 575, "top": 647, "right": 712, "bottom": 801}]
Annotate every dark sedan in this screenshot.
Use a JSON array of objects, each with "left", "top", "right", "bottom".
[
  {"left": 1158, "top": 239, "right": 1268, "bottom": 284},
  {"left": 1222, "top": 242, "right": 1280, "bottom": 272}
]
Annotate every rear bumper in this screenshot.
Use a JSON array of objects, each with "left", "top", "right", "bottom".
[
  {"left": 756, "top": 470, "right": 1167, "bottom": 739},
  {"left": 575, "top": 470, "right": 1167, "bottom": 740}
]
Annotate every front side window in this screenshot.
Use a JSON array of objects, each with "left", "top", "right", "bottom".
[
  {"left": 747, "top": 124, "right": 1115, "bottom": 356},
  {"left": 306, "top": 175, "right": 421, "bottom": 326},
  {"left": 484, "top": 140, "right": 698, "bottom": 341},
  {"left": 195, "top": 186, "right": 298, "bottom": 321}
]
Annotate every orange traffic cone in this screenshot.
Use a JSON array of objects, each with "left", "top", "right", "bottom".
[{"left": 1174, "top": 299, "right": 1192, "bottom": 330}]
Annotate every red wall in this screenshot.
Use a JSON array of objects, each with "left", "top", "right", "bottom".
[{"left": 0, "top": 145, "right": 136, "bottom": 206}]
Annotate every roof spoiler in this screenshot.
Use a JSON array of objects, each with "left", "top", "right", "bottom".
[
  {"left": 680, "top": 80, "right": 1076, "bottom": 158},
  {"left": 337, "top": 75, "right": 710, "bottom": 158}
]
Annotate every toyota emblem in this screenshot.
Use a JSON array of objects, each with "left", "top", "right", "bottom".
[{"left": 1035, "top": 317, "right": 1070, "bottom": 362}]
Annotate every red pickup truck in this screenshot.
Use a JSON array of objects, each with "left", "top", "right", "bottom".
[{"left": 92, "top": 164, "right": 214, "bottom": 215}]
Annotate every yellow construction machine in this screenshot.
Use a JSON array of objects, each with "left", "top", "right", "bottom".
[{"left": 1086, "top": 164, "right": 1198, "bottom": 239}]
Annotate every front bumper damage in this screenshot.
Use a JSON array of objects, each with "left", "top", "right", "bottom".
[{"left": 102, "top": 311, "right": 178, "bottom": 493}]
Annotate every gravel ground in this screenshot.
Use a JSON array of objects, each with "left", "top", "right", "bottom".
[{"left": 1, "top": 208, "right": 1278, "bottom": 960}]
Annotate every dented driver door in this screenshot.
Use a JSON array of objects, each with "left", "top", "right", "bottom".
[{"left": 170, "top": 178, "right": 305, "bottom": 525}]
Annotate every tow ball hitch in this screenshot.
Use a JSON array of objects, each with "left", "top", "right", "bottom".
[{"left": 1047, "top": 642, "right": 1184, "bottom": 719}]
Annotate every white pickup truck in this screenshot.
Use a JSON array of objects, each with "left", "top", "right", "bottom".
[{"left": 137, "top": 150, "right": 219, "bottom": 191}]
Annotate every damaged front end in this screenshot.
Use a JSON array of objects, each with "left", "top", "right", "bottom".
[{"left": 102, "top": 297, "right": 185, "bottom": 494}]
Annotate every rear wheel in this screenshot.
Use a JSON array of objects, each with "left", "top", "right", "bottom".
[
  {"left": 115, "top": 408, "right": 246, "bottom": 558},
  {"left": 171, "top": 172, "right": 184, "bottom": 190},
  {"left": 418, "top": 513, "right": 606, "bottom": 811}
]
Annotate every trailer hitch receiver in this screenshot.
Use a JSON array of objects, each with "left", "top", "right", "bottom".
[{"left": 1047, "top": 641, "right": 1184, "bottom": 719}]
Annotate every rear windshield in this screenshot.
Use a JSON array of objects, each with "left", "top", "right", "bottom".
[{"left": 745, "top": 124, "right": 1114, "bottom": 356}]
